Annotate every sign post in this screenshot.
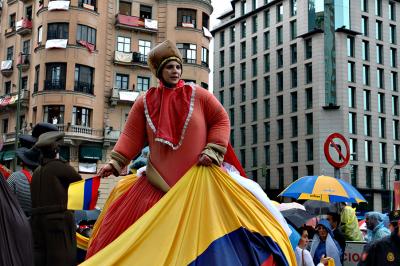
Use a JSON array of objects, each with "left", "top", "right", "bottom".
[{"left": 324, "top": 133, "right": 350, "bottom": 179}]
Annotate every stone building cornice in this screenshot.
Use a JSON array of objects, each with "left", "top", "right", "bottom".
[{"left": 158, "top": 0, "right": 213, "bottom": 13}]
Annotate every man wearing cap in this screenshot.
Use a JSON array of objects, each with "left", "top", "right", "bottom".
[
  {"left": 363, "top": 210, "right": 400, "bottom": 266},
  {"left": 7, "top": 147, "right": 40, "bottom": 217},
  {"left": 30, "top": 131, "right": 81, "bottom": 266}
]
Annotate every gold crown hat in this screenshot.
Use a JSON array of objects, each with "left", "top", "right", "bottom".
[{"left": 147, "top": 40, "right": 183, "bottom": 78}]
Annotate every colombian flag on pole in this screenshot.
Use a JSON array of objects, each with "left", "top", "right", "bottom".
[
  {"left": 68, "top": 176, "right": 100, "bottom": 210},
  {"left": 82, "top": 166, "right": 296, "bottom": 266}
]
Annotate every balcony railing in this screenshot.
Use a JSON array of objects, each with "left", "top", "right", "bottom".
[
  {"left": 16, "top": 54, "right": 30, "bottom": 71},
  {"left": 114, "top": 51, "right": 147, "bottom": 66},
  {"left": 46, "top": 124, "right": 104, "bottom": 139},
  {"left": 16, "top": 18, "right": 32, "bottom": 36},
  {"left": 0, "top": 90, "right": 29, "bottom": 108},
  {"left": 74, "top": 81, "right": 94, "bottom": 95},
  {"left": 44, "top": 79, "right": 66, "bottom": 91},
  {"left": 5, "top": 26, "right": 16, "bottom": 37},
  {"left": 78, "top": 3, "right": 96, "bottom": 11},
  {"left": 110, "top": 87, "right": 139, "bottom": 106},
  {"left": 115, "top": 14, "right": 158, "bottom": 33},
  {"left": 1, "top": 60, "right": 13, "bottom": 76}
]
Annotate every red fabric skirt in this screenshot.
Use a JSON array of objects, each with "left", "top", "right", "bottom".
[{"left": 86, "top": 176, "right": 164, "bottom": 258}]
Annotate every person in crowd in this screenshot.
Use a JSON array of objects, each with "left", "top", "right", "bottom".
[
  {"left": 339, "top": 204, "right": 363, "bottom": 241},
  {"left": 296, "top": 227, "right": 331, "bottom": 266},
  {"left": 7, "top": 147, "right": 39, "bottom": 217},
  {"left": 30, "top": 131, "right": 82, "bottom": 266},
  {"left": 327, "top": 212, "right": 346, "bottom": 263},
  {"left": 311, "top": 219, "right": 343, "bottom": 266},
  {"left": 362, "top": 210, "right": 400, "bottom": 266},
  {"left": 365, "top": 211, "right": 391, "bottom": 243}
]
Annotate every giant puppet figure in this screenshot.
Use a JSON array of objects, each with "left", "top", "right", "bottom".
[{"left": 84, "top": 40, "right": 295, "bottom": 266}]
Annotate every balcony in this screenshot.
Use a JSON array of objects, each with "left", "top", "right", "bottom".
[
  {"left": 45, "top": 39, "right": 68, "bottom": 49},
  {"left": 0, "top": 90, "right": 30, "bottom": 109},
  {"left": 16, "top": 54, "right": 30, "bottom": 72},
  {"left": 78, "top": 3, "right": 96, "bottom": 11},
  {"left": 110, "top": 87, "right": 139, "bottom": 106},
  {"left": 115, "top": 14, "right": 158, "bottom": 33},
  {"left": 74, "top": 81, "right": 94, "bottom": 95},
  {"left": 16, "top": 18, "right": 32, "bottom": 36},
  {"left": 114, "top": 51, "right": 148, "bottom": 67},
  {"left": 44, "top": 79, "right": 66, "bottom": 91},
  {"left": 5, "top": 27, "right": 16, "bottom": 37},
  {"left": 1, "top": 60, "right": 13, "bottom": 76},
  {"left": 48, "top": 0, "right": 70, "bottom": 11},
  {"left": 55, "top": 124, "right": 103, "bottom": 141}
]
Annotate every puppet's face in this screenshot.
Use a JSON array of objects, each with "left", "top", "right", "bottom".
[{"left": 161, "top": 61, "right": 182, "bottom": 86}]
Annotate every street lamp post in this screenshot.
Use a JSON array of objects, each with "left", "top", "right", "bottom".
[
  {"left": 12, "top": 55, "right": 23, "bottom": 171},
  {"left": 388, "top": 161, "right": 398, "bottom": 211}
]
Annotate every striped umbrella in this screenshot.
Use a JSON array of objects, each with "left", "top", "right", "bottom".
[{"left": 278, "top": 175, "right": 367, "bottom": 203}]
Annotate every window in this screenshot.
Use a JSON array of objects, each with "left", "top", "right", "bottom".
[
  {"left": 392, "top": 72, "right": 398, "bottom": 91},
  {"left": 277, "top": 72, "right": 283, "bottom": 91},
  {"left": 240, "top": 105, "right": 246, "bottom": 124},
  {"left": 34, "top": 65, "right": 40, "bottom": 92},
  {"left": 292, "top": 141, "right": 298, "bottom": 162},
  {"left": 389, "top": 2, "right": 396, "bottom": 21},
  {"left": 305, "top": 39, "right": 312, "bottom": 59},
  {"left": 252, "top": 148, "right": 257, "bottom": 167},
  {"left": 347, "top": 36, "right": 354, "bottom": 57},
  {"left": 229, "top": 108, "right": 234, "bottom": 126},
  {"left": 305, "top": 88, "right": 313, "bottom": 109},
  {"left": 277, "top": 49, "right": 283, "bottom": 68},
  {"left": 43, "top": 105, "right": 64, "bottom": 124},
  {"left": 350, "top": 138, "right": 357, "bottom": 160},
  {"left": 393, "top": 96, "right": 399, "bottom": 116},
  {"left": 350, "top": 165, "right": 358, "bottom": 186},
  {"left": 230, "top": 26, "right": 235, "bottom": 43},
  {"left": 201, "top": 82, "right": 208, "bottom": 90},
  {"left": 72, "top": 106, "right": 91, "bottom": 127},
  {"left": 361, "top": 16, "right": 368, "bottom": 36},
  {"left": 139, "top": 40, "right": 151, "bottom": 62},
  {"left": 230, "top": 67, "right": 235, "bottom": 84},
  {"left": 278, "top": 143, "right": 284, "bottom": 164},
  {"left": 377, "top": 68, "right": 384, "bottom": 89},
  {"left": 115, "top": 73, "right": 129, "bottom": 90},
  {"left": 264, "top": 76, "right": 270, "bottom": 95},
  {"left": 349, "top": 112, "right": 357, "bottom": 134},
  {"left": 252, "top": 125, "right": 258, "bottom": 144},
  {"left": 252, "top": 80, "right": 257, "bottom": 98},
  {"left": 348, "top": 86, "right": 356, "bottom": 108},
  {"left": 290, "top": 0, "right": 297, "bottom": 16},
  {"left": 291, "top": 91, "right": 297, "bottom": 112},
  {"left": 348, "top": 62, "right": 355, "bottom": 82},
  {"left": 394, "top": 120, "right": 400, "bottom": 140},
  {"left": 362, "top": 65, "right": 370, "bottom": 86},
  {"left": 362, "top": 40, "right": 369, "bottom": 61},
  {"left": 365, "top": 141, "right": 373, "bottom": 162},
  {"left": 265, "top": 145, "right": 270, "bottom": 165},
  {"left": 9, "top": 13, "right": 16, "bottom": 29},
  {"left": 375, "top": 0, "right": 382, "bottom": 16},
  {"left": 381, "top": 167, "right": 387, "bottom": 189},
  {"left": 252, "top": 16, "right": 257, "bottom": 33},
  {"left": 291, "top": 116, "right": 298, "bottom": 137},
  {"left": 277, "top": 4, "right": 283, "bottom": 22},
  {"left": 277, "top": 119, "right": 284, "bottom": 139},
  {"left": 2, "top": 119, "right": 8, "bottom": 134},
  {"left": 276, "top": 26, "right": 283, "bottom": 45},
  {"left": 177, "top": 8, "right": 196, "bottom": 28},
  {"left": 264, "top": 99, "right": 270, "bottom": 118},
  {"left": 306, "top": 139, "right": 313, "bottom": 160},
  {"left": 391, "top": 48, "right": 397, "bottom": 68},
  {"left": 220, "top": 51, "right": 225, "bottom": 67},
  {"left": 264, "top": 9, "right": 270, "bottom": 28},
  {"left": 47, "top": 23, "right": 68, "bottom": 40},
  {"left": 364, "top": 90, "right": 371, "bottom": 111},
  {"left": 137, "top": 76, "right": 150, "bottom": 91},
  {"left": 252, "top": 0, "right": 257, "bottom": 10},
  {"left": 38, "top": 25, "right": 43, "bottom": 44},
  {"left": 306, "top": 113, "right": 313, "bottom": 135},
  {"left": 305, "top": 63, "right": 313, "bottom": 84},
  {"left": 4, "top": 81, "right": 11, "bottom": 94},
  {"left": 45, "top": 63, "right": 67, "bottom": 90},
  {"left": 264, "top": 122, "right": 270, "bottom": 142},
  {"left": 292, "top": 166, "right": 299, "bottom": 181},
  {"left": 241, "top": 41, "right": 246, "bottom": 59},
  {"left": 264, "top": 31, "right": 270, "bottom": 50},
  {"left": 376, "top": 20, "right": 382, "bottom": 40},
  {"left": 395, "top": 143, "right": 400, "bottom": 162},
  {"left": 277, "top": 95, "right": 283, "bottom": 115},
  {"left": 177, "top": 43, "right": 196, "bottom": 64},
  {"left": 76, "top": 24, "right": 96, "bottom": 46},
  {"left": 390, "top": 25, "right": 396, "bottom": 44},
  {"left": 240, "top": 150, "right": 246, "bottom": 168},
  {"left": 117, "top": 36, "right": 130, "bottom": 52},
  {"left": 380, "top": 143, "right": 387, "bottom": 163},
  {"left": 241, "top": 21, "right": 247, "bottom": 38},
  {"left": 240, "top": 63, "right": 246, "bottom": 80},
  {"left": 74, "top": 64, "right": 94, "bottom": 94},
  {"left": 264, "top": 54, "right": 270, "bottom": 73},
  {"left": 202, "top": 12, "right": 210, "bottom": 29},
  {"left": 140, "top": 5, "right": 152, "bottom": 19},
  {"left": 291, "top": 44, "right": 297, "bottom": 64},
  {"left": 278, "top": 168, "right": 284, "bottom": 188},
  {"left": 376, "top": 44, "right": 383, "bottom": 64},
  {"left": 379, "top": 117, "right": 386, "bottom": 138},
  {"left": 22, "top": 40, "right": 30, "bottom": 55},
  {"left": 366, "top": 166, "right": 373, "bottom": 188},
  {"left": 6, "top": 46, "right": 13, "bottom": 60},
  {"left": 220, "top": 70, "right": 225, "bottom": 87},
  {"left": 252, "top": 58, "right": 257, "bottom": 77},
  {"left": 78, "top": 0, "right": 97, "bottom": 10},
  {"left": 219, "top": 90, "right": 224, "bottom": 105},
  {"left": 229, "top": 87, "right": 235, "bottom": 105},
  {"left": 378, "top": 92, "right": 385, "bottom": 113},
  {"left": 361, "top": 0, "right": 368, "bottom": 12},
  {"left": 241, "top": 0, "right": 247, "bottom": 15},
  {"left": 290, "top": 20, "right": 297, "bottom": 40},
  {"left": 364, "top": 115, "right": 372, "bottom": 136},
  {"left": 119, "top": 1, "right": 131, "bottom": 15},
  {"left": 241, "top": 84, "right": 246, "bottom": 102},
  {"left": 252, "top": 37, "right": 257, "bottom": 55},
  {"left": 291, "top": 68, "right": 297, "bottom": 88},
  {"left": 240, "top": 127, "right": 246, "bottom": 146},
  {"left": 220, "top": 31, "right": 225, "bottom": 47}
]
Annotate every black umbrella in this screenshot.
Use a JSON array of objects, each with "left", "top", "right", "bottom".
[
  {"left": 304, "top": 200, "right": 338, "bottom": 215},
  {"left": 281, "top": 209, "right": 315, "bottom": 228}
]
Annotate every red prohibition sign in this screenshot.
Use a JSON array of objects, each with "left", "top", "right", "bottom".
[{"left": 324, "top": 133, "right": 350, "bottom": 169}]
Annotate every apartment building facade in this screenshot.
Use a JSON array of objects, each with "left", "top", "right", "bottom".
[
  {"left": 212, "top": 0, "right": 400, "bottom": 212},
  {"left": 0, "top": 0, "right": 212, "bottom": 204}
]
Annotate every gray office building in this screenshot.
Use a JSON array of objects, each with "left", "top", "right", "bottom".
[{"left": 212, "top": 0, "right": 400, "bottom": 212}]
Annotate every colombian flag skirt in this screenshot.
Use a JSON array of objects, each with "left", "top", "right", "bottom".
[{"left": 83, "top": 166, "right": 295, "bottom": 265}]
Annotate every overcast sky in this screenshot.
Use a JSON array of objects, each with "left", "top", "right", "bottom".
[{"left": 208, "top": 0, "right": 232, "bottom": 91}]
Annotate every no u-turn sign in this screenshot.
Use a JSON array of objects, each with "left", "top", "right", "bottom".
[{"left": 323, "top": 133, "right": 350, "bottom": 169}]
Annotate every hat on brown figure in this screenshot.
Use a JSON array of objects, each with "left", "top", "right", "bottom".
[
  {"left": 147, "top": 40, "right": 183, "bottom": 78},
  {"left": 16, "top": 147, "right": 40, "bottom": 168},
  {"left": 34, "top": 131, "right": 65, "bottom": 148},
  {"left": 32, "top": 122, "right": 59, "bottom": 139}
]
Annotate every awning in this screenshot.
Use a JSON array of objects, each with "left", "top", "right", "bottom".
[
  {"left": 79, "top": 145, "right": 102, "bottom": 160},
  {"left": 2, "top": 151, "right": 15, "bottom": 161}
]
